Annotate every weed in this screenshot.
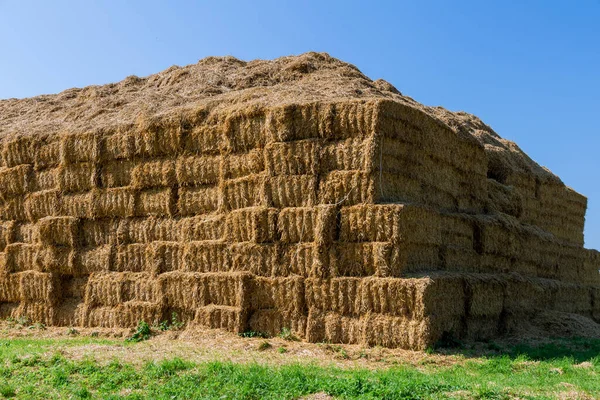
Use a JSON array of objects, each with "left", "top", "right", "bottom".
[
  {"left": 257, "top": 341, "right": 272, "bottom": 351},
  {"left": 66, "top": 327, "right": 79, "bottom": 336},
  {"left": 277, "top": 346, "right": 287, "bottom": 354},
  {"left": 126, "top": 321, "right": 152, "bottom": 343},
  {"left": 239, "top": 330, "right": 270, "bottom": 339},
  {"left": 157, "top": 312, "right": 185, "bottom": 331},
  {"left": 279, "top": 327, "right": 299, "bottom": 341},
  {"left": 0, "top": 383, "right": 15, "bottom": 398}
]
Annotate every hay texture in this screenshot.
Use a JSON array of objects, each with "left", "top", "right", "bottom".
[{"left": 0, "top": 52, "right": 598, "bottom": 349}]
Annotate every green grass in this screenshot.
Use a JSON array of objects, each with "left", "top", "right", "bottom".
[{"left": 0, "top": 337, "right": 598, "bottom": 399}]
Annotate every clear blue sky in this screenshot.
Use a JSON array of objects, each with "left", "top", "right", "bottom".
[{"left": 1, "top": 1, "right": 599, "bottom": 248}]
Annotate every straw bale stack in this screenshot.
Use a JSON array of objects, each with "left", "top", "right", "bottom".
[{"left": 0, "top": 52, "right": 598, "bottom": 349}]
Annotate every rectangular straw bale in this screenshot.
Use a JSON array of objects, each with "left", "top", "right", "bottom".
[
  {"left": 248, "top": 309, "right": 307, "bottom": 339},
  {"left": 329, "top": 242, "right": 392, "bottom": 277},
  {"left": 37, "top": 216, "right": 81, "bottom": 247},
  {"left": 102, "top": 131, "right": 135, "bottom": 160},
  {"left": 310, "top": 205, "right": 337, "bottom": 245},
  {"left": 57, "top": 162, "right": 96, "bottom": 193},
  {"left": 131, "top": 159, "right": 176, "bottom": 189},
  {"left": 180, "top": 215, "right": 224, "bottom": 241},
  {"left": 19, "top": 271, "right": 58, "bottom": 304},
  {"left": 277, "top": 207, "right": 316, "bottom": 243},
  {"left": 84, "top": 302, "right": 164, "bottom": 328},
  {"left": 134, "top": 187, "right": 175, "bottom": 217},
  {"left": 223, "top": 111, "right": 268, "bottom": 152},
  {"left": 194, "top": 305, "right": 246, "bottom": 333},
  {"left": 225, "top": 207, "right": 278, "bottom": 243},
  {"left": 134, "top": 119, "right": 181, "bottom": 157},
  {"left": 60, "top": 192, "right": 93, "bottom": 219},
  {"left": 230, "top": 242, "right": 279, "bottom": 276},
  {"left": 126, "top": 217, "right": 181, "bottom": 243},
  {"left": 0, "top": 221, "right": 14, "bottom": 251},
  {"left": 221, "top": 149, "right": 264, "bottom": 179},
  {"left": 176, "top": 155, "right": 221, "bottom": 186},
  {"left": 592, "top": 287, "right": 600, "bottom": 322},
  {"left": 222, "top": 175, "right": 267, "bottom": 211},
  {"left": 93, "top": 188, "right": 135, "bottom": 218},
  {"left": 265, "top": 140, "right": 318, "bottom": 175},
  {"left": 53, "top": 299, "right": 85, "bottom": 326},
  {"left": 3, "top": 136, "right": 37, "bottom": 167},
  {"left": 266, "top": 103, "right": 320, "bottom": 142},
  {"left": 85, "top": 273, "right": 123, "bottom": 307},
  {"left": 464, "top": 276, "right": 505, "bottom": 318},
  {"left": 2, "top": 196, "right": 28, "bottom": 221},
  {"left": 391, "top": 243, "right": 442, "bottom": 274},
  {"left": 61, "top": 132, "right": 101, "bottom": 164},
  {"left": 114, "top": 244, "right": 150, "bottom": 273},
  {"left": 441, "top": 246, "right": 481, "bottom": 272},
  {"left": 71, "top": 245, "right": 112, "bottom": 274},
  {"left": 149, "top": 242, "right": 185, "bottom": 274},
  {"left": 120, "top": 272, "right": 162, "bottom": 304},
  {"left": 266, "top": 175, "right": 317, "bottom": 208},
  {"left": 479, "top": 221, "right": 521, "bottom": 258},
  {"left": 5, "top": 243, "right": 40, "bottom": 273},
  {"left": 581, "top": 249, "right": 600, "bottom": 285},
  {"left": 32, "top": 168, "right": 58, "bottom": 191},
  {"left": 305, "top": 278, "right": 362, "bottom": 316},
  {"left": 99, "top": 160, "right": 134, "bottom": 188},
  {"left": 377, "top": 172, "right": 424, "bottom": 206},
  {"left": 15, "top": 301, "right": 55, "bottom": 325},
  {"left": 250, "top": 276, "right": 305, "bottom": 313},
  {"left": 13, "top": 222, "right": 39, "bottom": 244},
  {"left": 278, "top": 243, "right": 317, "bottom": 276},
  {"left": 81, "top": 219, "right": 122, "bottom": 247},
  {"left": 440, "top": 213, "right": 474, "bottom": 248},
  {"left": 183, "top": 241, "right": 230, "bottom": 273},
  {"left": 0, "top": 164, "right": 32, "bottom": 198},
  {"left": 178, "top": 185, "right": 221, "bottom": 216},
  {"left": 0, "top": 273, "right": 21, "bottom": 302},
  {"left": 319, "top": 171, "right": 375, "bottom": 206},
  {"left": 182, "top": 125, "right": 223, "bottom": 155},
  {"left": 34, "top": 139, "right": 61, "bottom": 170},
  {"left": 319, "top": 138, "right": 374, "bottom": 172},
  {"left": 25, "top": 190, "right": 61, "bottom": 221},
  {"left": 362, "top": 314, "right": 431, "bottom": 349},
  {"left": 158, "top": 272, "right": 203, "bottom": 310},
  {"left": 36, "top": 245, "right": 72, "bottom": 274},
  {"left": 553, "top": 283, "right": 592, "bottom": 314}
]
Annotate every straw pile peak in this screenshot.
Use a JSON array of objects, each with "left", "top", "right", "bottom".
[{"left": 0, "top": 52, "right": 598, "bottom": 349}]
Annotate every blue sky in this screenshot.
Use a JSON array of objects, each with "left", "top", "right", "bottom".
[{"left": 1, "top": 1, "right": 599, "bottom": 248}]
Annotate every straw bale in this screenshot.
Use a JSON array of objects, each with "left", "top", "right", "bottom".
[
  {"left": 222, "top": 110, "right": 269, "bottom": 152},
  {"left": 592, "top": 287, "right": 600, "bottom": 322},
  {"left": 61, "top": 132, "right": 101, "bottom": 164},
  {"left": 248, "top": 309, "right": 307, "bottom": 338},
  {"left": 376, "top": 172, "right": 423, "bottom": 207},
  {"left": 479, "top": 254, "right": 511, "bottom": 274},
  {"left": 34, "top": 139, "right": 61, "bottom": 170},
  {"left": 224, "top": 207, "right": 278, "bottom": 243},
  {"left": 221, "top": 149, "right": 264, "bottom": 179},
  {"left": 99, "top": 160, "right": 134, "bottom": 188},
  {"left": 103, "top": 132, "right": 135, "bottom": 160},
  {"left": 32, "top": 168, "right": 58, "bottom": 191},
  {"left": 0, "top": 221, "right": 15, "bottom": 251},
  {"left": 0, "top": 273, "right": 21, "bottom": 302},
  {"left": 487, "top": 179, "right": 523, "bottom": 218},
  {"left": 0, "top": 164, "right": 32, "bottom": 198},
  {"left": 176, "top": 155, "right": 221, "bottom": 186},
  {"left": 3, "top": 196, "right": 28, "bottom": 221},
  {"left": 180, "top": 215, "right": 224, "bottom": 241},
  {"left": 441, "top": 246, "right": 480, "bottom": 272},
  {"left": 57, "top": 162, "right": 96, "bottom": 193},
  {"left": 178, "top": 185, "right": 221, "bottom": 216},
  {"left": 3, "top": 137, "right": 37, "bottom": 167},
  {"left": 183, "top": 241, "right": 230, "bottom": 273},
  {"left": 85, "top": 273, "right": 123, "bottom": 307},
  {"left": 279, "top": 243, "right": 318, "bottom": 276},
  {"left": 5, "top": 243, "right": 40, "bottom": 273},
  {"left": 19, "top": 271, "right": 59, "bottom": 304},
  {"left": 134, "top": 188, "right": 175, "bottom": 217},
  {"left": 464, "top": 276, "right": 505, "bottom": 318},
  {"left": 13, "top": 222, "right": 39, "bottom": 244},
  {"left": 553, "top": 282, "right": 592, "bottom": 315},
  {"left": 93, "top": 188, "right": 135, "bottom": 218},
  {"left": 267, "top": 175, "right": 317, "bottom": 208},
  {"left": 222, "top": 174, "right": 267, "bottom": 210},
  {"left": 120, "top": 273, "right": 162, "bottom": 304},
  {"left": 126, "top": 217, "right": 181, "bottom": 243},
  {"left": 329, "top": 242, "right": 390, "bottom": 277},
  {"left": 182, "top": 125, "right": 223, "bottom": 155},
  {"left": 37, "top": 216, "right": 81, "bottom": 247},
  {"left": 114, "top": 244, "right": 150, "bottom": 273},
  {"left": 15, "top": 301, "right": 55, "bottom": 325},
  {"left": 581, "top": 249, "right": 600, "bottom": 285},
  {"left": 319, "top": 138, "right": 374, "bottom": 173},
  {"left": 25, "top": 190, "right": 61, "bottom": 221},
  {"left": 230, "top": 242, "right": 279, "bottom": 276},
  {"left": 133, "top": 119, "right": 181, "bottom": 158},
  {"left": 265, "top": 140, "right": 318, "bottom": 176},
  {"left": 478, "top": 221, "right": 521, "bottom": 258},
  {"left": 53, "top": 298, "right": 85, "bottom": 326},
  {"left": 150, "top": 241, "right": 185, "bottom": 274},
  {"left": 71, "top": 246, "right": 112, "bottom": 274},
  {"left": 36, "top": 245, "right": 72, "bottom": 274},
  {"left": 81, "top": 219, "right": 122, "bottom": 247},
  {"left": 250, "top": 276, "right": 305, "bottom": 313},
  {"left": 60, "top": 192, "right": 93, "bottom": 219},
  {"left": 277, "top": 207, "right": 316, "bottom": 243},
  {"left": 85, "top": 301, "right": 165, "bottom": 328},
  {"left": 195, "top": 305, "right": 246, "bottom": 333},
  {"left": 319, "top": 171, "right": 375, "bottom": 205},
  {"left": 131, "top": 160, "right": 176, "bottom": 189}
]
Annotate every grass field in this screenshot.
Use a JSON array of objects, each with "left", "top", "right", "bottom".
[{"left": 0, "top": 323, "right": 598, "bottom": 399}]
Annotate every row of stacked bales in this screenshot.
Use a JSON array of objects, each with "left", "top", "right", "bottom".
[{"left": 0, "top": 53, "right": 598, "bottom": 349}]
